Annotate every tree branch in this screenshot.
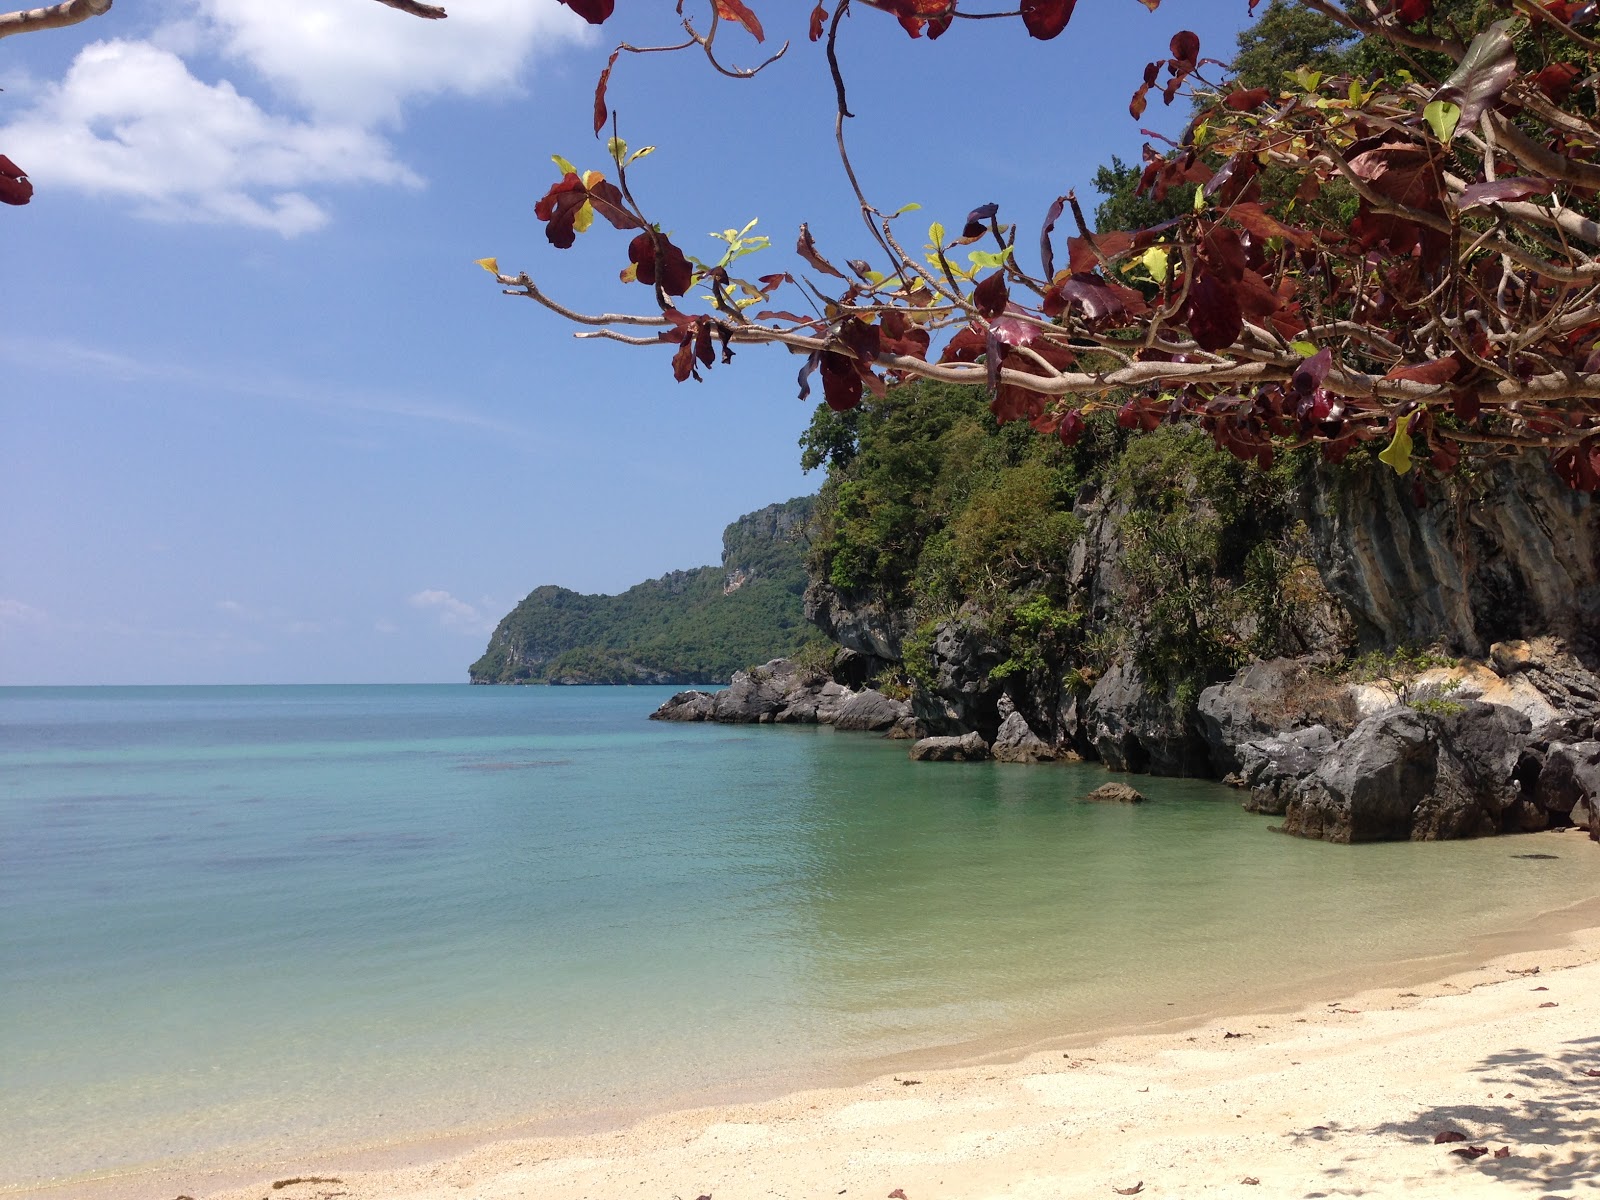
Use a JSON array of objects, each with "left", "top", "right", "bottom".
[
  {"left": 368, "top": 0, "right": 446, "bottom": 18},
  {"left": 0, "top": 0, "right": 110, "bottom": 41}
]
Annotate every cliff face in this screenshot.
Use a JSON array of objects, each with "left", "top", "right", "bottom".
[
  {"left": 798, "top": 383, "right": 1600, "bottom": 841},
  {"left": 1308, "top": 454, "right": 1600, "bottom": 656},
  {"left": 469, "top": 496, "right": 816, "bottom": 685}
]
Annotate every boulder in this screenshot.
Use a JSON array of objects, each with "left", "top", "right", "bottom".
[
  {"left": 1410, "top": 702, "right": 1530, "bottom": 840},
  {"left": 992, "top": 711, "right": 1055, "bottom": 764},
  {"left": 1282, "top": 707, "right": 1437, "bottom": 842},
  {"left": 1084, "top": 781, "right": 1146, "bottom": 804},
  {"left": 1196, "top": 659, "right": 1331, "bottom": 776},
  {"left": 1083, "top": 661, "right": 1212, "bottom": 775},
  {"left": 909, "top": 731, "right": 991, "bottom": 762},
  {"left": 708, "top": 660, "right": 807, "bottom": 723},
  {"left": 1238, "top": 725, "right": 1339, "bottom": 815},
  {"left": 832, "top": 688, "right": 911, "bottom": 733},
  {"left": 649, "top": 689, "right": 717, "bottom": 721},
  {"left": 1535, "top": 740, "right": 1600, "bottom": 818}
]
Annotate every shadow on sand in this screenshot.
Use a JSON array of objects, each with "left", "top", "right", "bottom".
[{"left": 1297, "top": 1035, "right": 1599, "bottom": 1197}]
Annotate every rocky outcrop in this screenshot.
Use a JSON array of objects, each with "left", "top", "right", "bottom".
[
  {"left": 1083, "top": 662, "right": 1212, "bottom": 775},
  {"left": 1307, "top": 455, "right": 1600, "bottom": 658},
  {"left": 1237, "top": 725, "right": 1339, "bottom": 816},
  {"left": 992, "top": 711, "right": 1055, "bottom": 763},
  {"left": 1084, "top": 782, "right": 1147, "bottom": 804},
  {"left": 1280, "top": 707, "right": 1438, "bottom": 842},
  {"left": 803, "top": 582, "right": 909, "bottom": 669},
  {"left": 914, "top": 618, "right": 1007, "bottom": 740},
  {"left": 1280, "top": 702, "right": 1532, "bottom": 842},
  {"left": 650, "top": 659, "right": 913, "bottom": 731},
  {"left": 909, "top": 731, "right": 991, "bottom": 762}
]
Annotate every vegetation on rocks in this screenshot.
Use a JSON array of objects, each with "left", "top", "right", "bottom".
[{"left": 470, "top": 497, "right": 814, "bottom": 685}]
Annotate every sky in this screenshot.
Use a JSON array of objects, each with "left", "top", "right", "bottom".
[{"left": 1, "top": 0, "right": 1255, "bottom": 685}]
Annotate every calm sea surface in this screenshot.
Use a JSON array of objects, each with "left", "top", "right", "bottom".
[{"left": 3, "top": 684, "right": 1596, "bottom": 1189}]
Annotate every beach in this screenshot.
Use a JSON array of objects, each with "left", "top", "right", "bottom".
[{"left": 57, "top": 881, "right": 1595, "bottom": 1200}]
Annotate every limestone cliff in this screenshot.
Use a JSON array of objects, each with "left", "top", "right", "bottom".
[{"left": 469, "top": 496, "right": 815, "bottom": 685}]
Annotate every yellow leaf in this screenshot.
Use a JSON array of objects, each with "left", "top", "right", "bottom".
[
  {"left": 580, "top": 169, "right": 605, "bottom": 189},
  {"left": 573, "top": 200, "right": 595, "bottom": 235},
  {"left": 551, "top": 154, "right": 578, "bottom": 176},
  {"left": 1140, "top": 246, "right": 1169, "bottom": 284},
  {"left": 474, "top": 257, "right": 500, "bottom": 275},
  {"left": 1379, "top": 412, "right": 1416, "bottom": 475},
  {"left": 618, "top": 262, "right": 639, "bottom": 284},
  {"left": 606, "top": 136, "right": 627, "bottom": 163}
]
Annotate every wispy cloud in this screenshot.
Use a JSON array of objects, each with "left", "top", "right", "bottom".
[
  {"left": 0, "top": 333, "right": 526, "bottom": 436},
  {"left": 409, "top": 589, "right": 498, "bottom": 635}
]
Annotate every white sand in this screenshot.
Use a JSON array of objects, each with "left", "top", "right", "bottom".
[{"left": 163, "top": 918, "right": 1600, "bottom": 1200}]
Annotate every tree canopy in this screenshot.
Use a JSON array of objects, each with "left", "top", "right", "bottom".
[{"left": 471, "top": 0, "right": 1600, "bottom": 492}]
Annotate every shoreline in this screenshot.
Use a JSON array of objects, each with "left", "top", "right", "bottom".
[{"left": 26, "top": 850, "right": 1600, "bottom": 1200}]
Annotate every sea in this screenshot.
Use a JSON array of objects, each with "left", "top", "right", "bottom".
[{"left": 3, "top": 683, "right": 1596, "bottom": 1192}]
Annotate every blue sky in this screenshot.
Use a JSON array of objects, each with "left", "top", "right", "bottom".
[{"left": 1, "top": 0, "right": 1254, "bottom": 685}]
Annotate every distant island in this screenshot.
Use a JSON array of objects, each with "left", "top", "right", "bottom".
[{"left": 469, "top": 496, "right": 815, "bottom": 685}]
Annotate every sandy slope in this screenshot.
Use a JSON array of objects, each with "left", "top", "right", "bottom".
[{"left": 161, "top": 921, "right": 1600, "bottom": 1200}]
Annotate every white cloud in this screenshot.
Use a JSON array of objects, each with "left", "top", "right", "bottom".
[
  {"left": 194, "top": 0, "right": 592, "bottom": 125},
  {"left": 409, "top": 588, "right": 496, "bottom": 634},
  {"left": 0, "top": 39, "right": 416, "bottom": 235},
  {"left": 0, "top": 0, "right": 592, "bottom": 234}
]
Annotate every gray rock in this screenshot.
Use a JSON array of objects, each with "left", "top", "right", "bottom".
[
  {"left": 1197, "top": 659, "right": 1314, "bottom": 776},
  {"left": 1411, "top": 702, "right": 1530, "bottom": 840},
  {"left": 803, "top": 582, "right": 908, "bottom": 664},
  {"left": 1084, "top": 782, "right": 1147, "bottom": 804},
  {"left": 992, "top": 711, "right": 1055, "bottom": 764},
  {"left": 1306, "top": 453, "right": 1600, "bottom": 656},
  {"left": 1083, "top": 661, "right": 1212, "bottom": 775},
  {"left": 1535, "top": 740, "right": 1600, "bottom": 817},
  {"left": 710, "top": 659, "right": 806, "bottom": 723},
  {"left": 649, "top": 690, "right": 717, "bottom": 721},
  {"left": 912, "top": 619, "right": 1007, "bottom": 742},
  {"left": 909, "top": 731, "right": 991, "bottom": 762},
  {"left": 833, "top": 688, "right": 911, "bottom": 733},
  {"left": 1238, "top": 724, "right": 1339, "bottom": 815},
  {"left": 1283, "top": 707, "right": 1437, "bottom": 842}
]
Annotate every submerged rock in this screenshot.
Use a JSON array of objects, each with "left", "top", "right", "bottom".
[
  {"left": 909, "top": 731, "right": 990, "bottom": 762},
  {"left": 1084, "top": 782, "right": 1146, "bottom": 804}
]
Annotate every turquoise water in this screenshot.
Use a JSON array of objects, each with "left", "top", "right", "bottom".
[{"left": 3, "top": 684, "right": 1596, "bottom": 1190}]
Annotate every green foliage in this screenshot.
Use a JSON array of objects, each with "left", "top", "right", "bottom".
[
  {"left": 1343, "top": 645, "right": 1462, "bottom": 707},
  {"left": 901, "top": 618, "right": 942, "bottom": 692},
  {"left": 791, "top": 636, "right": 839, "bottom": 684},
  {"left": 1229, "top": 0, "right": 1353, "bottom": 93},
  {"left": 1092, "top": 156, "right": 1194, "bottom": 234},
  {"left": 990, "top": 595, "right": 1082, "bottom": 682},
  {"left": 470, "top": 496, "right": 815, "bottom": 684}
]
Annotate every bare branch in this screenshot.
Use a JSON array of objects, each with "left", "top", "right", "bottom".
[{"left": 0, "top": 0, "right": 110, "bottom": 41}]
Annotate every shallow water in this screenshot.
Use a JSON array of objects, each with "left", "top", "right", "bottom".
[{"left": 2, "top": 684, "right": 1594, "bottom": 1189}]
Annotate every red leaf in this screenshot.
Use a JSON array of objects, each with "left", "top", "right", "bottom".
[
  {"left": 1169, "top": 30, "right": 1199, "bottom": 65},
  {"left": 593, "top": 49, "right": 620, "bottom": 135},
  {"left": 888, "top": 1191, "right": 908, "bottom": 1200},
  {"left": 713, "top": 0, "right": 765, "bottom": 40},
  {"left": 629, "top": 231, "right": 694, "bottom": 297},
  {"left": 796, "top": 223, "right": 847, "bottom": 279},
  {"left": 1058, "top": 409, "right": 1085, "bottom": 446},
  {"left": 1021, "top": 0, "right": 1076, "bottom": 40},
  {"left": 820, "top": 350, "right": 864, "bottom": 412},
  {"left": 557, "top": 0, "right": 614, "bottom": 23},
  {"left": 1386, "top": 358, "right": 1461, "bottom": 385},
  {"left": 1226, "top": 201, "right": 1313, "bottom": 248},
  {"left": 1224, "top": 87, "right": 1270, "bottom": 111},
  {"left": 0, "top": 154, "right": 32, "bottom": 207},
  {"left": 1185, "top": 269, "right": 1242, "bottom": 351},
  {"left": 1399, "top": 0, "right": 1431, "bottom": 20},
  {"left": 1493, "top": 1147, "right": 1511, "bottom": 1159},
  {"left": 1457, "top": 177, "right": 1555, "bottom": 210},
  {"left": 1534, "top": 62, "right": 1581, "bottom": 102},
  {"left": 1434, "top": 1131, "right": 1469, "bottom": 1144},
  {"left": 1450, "top": 1145, "right": 1489, "bottom": 1160},
  {"left": 973, "top": 271, "right": 1009, "bottom": 318},
  {"left": 809, "top": 4, "right": 828, "bottom": 39}
]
